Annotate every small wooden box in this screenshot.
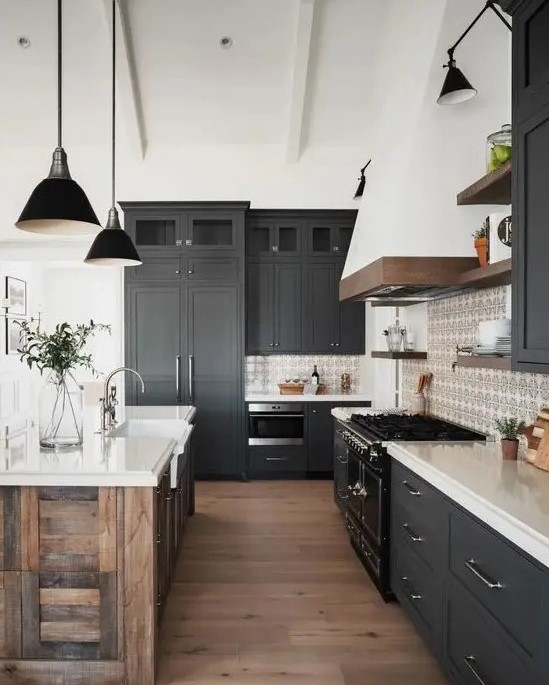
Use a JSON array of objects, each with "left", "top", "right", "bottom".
[{"left": 277, "top": 383, "right": 327, "bottom": 395}]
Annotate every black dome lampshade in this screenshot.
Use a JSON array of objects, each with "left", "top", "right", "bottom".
[
  {"left": 85, "top": 0, "right": 141, "bottom": 267},
  {"left": 85, "top": 208, "right": 141, "bottom": 266},
  {"left": 16, "top": 0, "right": 100, "bottom": 236},
  {"left": 437, "top": 60, "right": 477, "bottom": 105}
]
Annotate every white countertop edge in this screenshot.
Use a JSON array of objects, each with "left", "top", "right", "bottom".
[
  {"left": 388, "top": 442, "right": 549, "bottom": 570},
  {"left": 245, "top": 394, "right": 372, "bottom": 403}
]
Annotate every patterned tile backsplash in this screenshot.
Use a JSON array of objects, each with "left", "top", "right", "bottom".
[
  {"left": 401, "top": 286, "right": 549, "bottom": 434},
  {"left": 245, "top": 355, "right": 361, "bottom": 394}
]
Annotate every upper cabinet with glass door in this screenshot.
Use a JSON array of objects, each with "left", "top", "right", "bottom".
[
  {"left": 246, "top": 216, "right": 304, "bottom": 259},
  {"left": 307, "top": 214, "right": 357, "bottom": 258},
  {"left": 120, "top": 202, "right": 249, "bottom": 256}
]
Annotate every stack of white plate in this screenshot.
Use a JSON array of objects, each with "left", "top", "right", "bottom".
[
  {"left": 473, "top": 345, "right": 497, "bottom": 356},
  {"left": 495, "top": 336, "right": 512, "bottom": 356}
]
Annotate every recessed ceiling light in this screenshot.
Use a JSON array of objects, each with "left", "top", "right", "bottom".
[
  {"left": 220, "top": 36, "right": 233, "bottom": 49},
  {"left": 18, "top": 36, "right": 31, "bottom": 49}
]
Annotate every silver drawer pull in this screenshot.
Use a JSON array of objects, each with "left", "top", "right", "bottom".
[
  {"left": 464, "top": 656, "right": 488, "bottom": 685},
  {"left": 465, "top": 559, "right": 503, "bottom": 590},
  {"left": 401, "top": 576, "right": 422, "bottom": 601},
  {"left": 402, "top": 479, "right": 421, "bottom": 496},
  {"left": 265, "top": 457, "right": 288, "bottom": 461},
  {"left": 402, "top": 523, "right": 423, "bottom": 542}
]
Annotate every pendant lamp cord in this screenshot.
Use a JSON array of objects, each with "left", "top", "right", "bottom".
[
  {"left": 57, "top": 0, "right": 62, "bottom": 148},
  {"left": 111, "top": 0, "right": 116, "bottom": 209}
]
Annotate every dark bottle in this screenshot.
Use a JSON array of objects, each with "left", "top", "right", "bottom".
[{"left": 311, "top": 364, "right": 320, "bottom": 386}]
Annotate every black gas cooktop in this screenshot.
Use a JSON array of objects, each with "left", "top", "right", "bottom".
[{"left": 350, "top": 413, "right": 486, "bottom": 443}]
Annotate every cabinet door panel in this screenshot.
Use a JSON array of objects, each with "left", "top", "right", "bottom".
[
  {"left": 127, "top": 213, "right": 182, "bottom": 249},
  {"left": 308, "top": 404, "right": 336, "bottom": 472},
  {"left": 307, "top": 263, "right": 337, "bottom": 353},
  {"left": 21, "top": 571, "right": 117, "bottom": 660},
  {"left": 513, "top": 104, "right": 549, "bottom": 370},
  {"left": 187, "top": 286, "right": 240, "bottom": 477},
  {"left": 125, "top": 284, "right": 182, "bottom": 404},
  {"left": 336, "top": 265, "right": 365, "bottom": 354},
  {"left": 274, "top": 263, "right": 302, "bottom": 353},
  {"left": 186, "top": 212, "right": 239, "bottom": 251},
  {"left": 246, "top": 263, "right": 274, "bottom": 354},
  {"left": 187, "top": 257, "right": 239, "bottom": 281}
]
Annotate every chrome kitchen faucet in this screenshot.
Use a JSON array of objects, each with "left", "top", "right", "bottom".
[{"left": 100, "top": 367, "right": 146, "bottom": 431}]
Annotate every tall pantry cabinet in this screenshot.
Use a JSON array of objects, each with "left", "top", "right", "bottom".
[{"left": 122, "top": 201, "right": 248, "bottom": 479}]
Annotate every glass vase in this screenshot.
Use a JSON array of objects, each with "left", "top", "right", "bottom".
[{"left": 39, "top": 371, "right": 83, "bottom": 449}]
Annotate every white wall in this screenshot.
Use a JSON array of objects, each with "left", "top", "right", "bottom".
[{"left": 344, "top": 0, "right": 512, "bottom": 275}]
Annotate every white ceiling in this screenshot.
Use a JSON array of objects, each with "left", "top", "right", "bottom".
[{"left": 1, "top": 0, "right": 389, "bottom": 154}]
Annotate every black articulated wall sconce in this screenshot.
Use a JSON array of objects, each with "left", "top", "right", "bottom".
[
  {"left": 438, "top": 1, "right": 511, "bottom": 105},
  {"left": 353, "top": 160, "right": 371, "bottom": 200}
]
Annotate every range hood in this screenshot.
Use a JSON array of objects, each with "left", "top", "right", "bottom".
[{"left": 339, "top": 256, "right": 480, "bottom": 303}]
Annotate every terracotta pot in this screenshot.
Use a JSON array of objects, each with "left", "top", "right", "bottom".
[
  {"left": 501, "top": 438, "right": 519, "bottom": 460},
  {"left": 475, "top": 237, "right": 488, "bottom": 267}
]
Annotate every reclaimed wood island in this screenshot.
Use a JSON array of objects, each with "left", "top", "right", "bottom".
[{"left": 0, "top": 405, "right": 195, "bottom": 685}]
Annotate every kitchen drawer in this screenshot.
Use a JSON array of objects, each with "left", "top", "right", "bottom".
[
  {"left": 391, "top": 500, "right": 447, "bottom": 574},
  {"left": 126, "top": 257, "right": 181, "bottom": 280},
  {"left": 446, "top": 580, "right": 536, "bottom": 685},
  {"left": 186, "top": 257, "right": 239, "bottom": 281},
  {"left": 449, "top": 506, "right": 544, "bottom": 657},
  {"left": 391, "top": 545, "right": 442, "bottom": 651},
  {"left": 391, "top": 462, "right": 449, "bottom": 548},
  {"left": 248, "top": 447, "right": 307, "bottom": 474}
]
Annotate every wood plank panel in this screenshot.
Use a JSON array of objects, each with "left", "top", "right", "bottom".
[
  {"left": 40, "top": 622, "right": 101, "bottom": 643},
  {"left": 2, "top": 489, "right": 21, "bottom": 570},
  {"left": 123, "top": 487, "right": 156, "bottom": 685},
  {"left": 0, "top": 572, "right": 21, "bottom": 658},
  {"left": 39, "top": 589, "right": 101, "bottom": 607},
  {"left": 20, "top": 487, "right": 39, "bottom": 571},
  {"left": 98, "top": 489, "right": 117, "bottom": 572},
  {"left": 0, "top": 660, "right": 124, "bottom": 684}
]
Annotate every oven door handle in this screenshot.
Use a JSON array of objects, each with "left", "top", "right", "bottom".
[{"left": 249, "top": 413, "right": 304, "bottom": 419}]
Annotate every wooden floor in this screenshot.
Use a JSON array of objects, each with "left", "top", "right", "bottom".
[{"left": 157, "top": 481, "right": 448, "bottom": 685}]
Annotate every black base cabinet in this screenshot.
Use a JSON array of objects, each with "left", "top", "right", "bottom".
[
  {"left": 391, "top": 460, "right": 548, "bottom": 685},
  {"left": 246, "top": 402, "right": 369, "bottom": 479}
]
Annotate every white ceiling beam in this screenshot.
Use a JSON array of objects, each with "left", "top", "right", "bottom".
[
  {"left": 286, "top": 0, "right": 316, "bottom": 163},
  {"left": 100, "top": 0, "right": 147, "bottom": 159}
]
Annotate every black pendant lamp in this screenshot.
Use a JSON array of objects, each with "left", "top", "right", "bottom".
[
  {"left": 16, "top": 0, "right": 100, "bottom": 235},
  {"left": 353, "top": 160, "right": 371, "bottom": 200},
  {"left": 85, "top": 0, "right": 141, "bottom": 266},
  {"left": 437, "top": 1, "right": 511, "bottom": 106}
]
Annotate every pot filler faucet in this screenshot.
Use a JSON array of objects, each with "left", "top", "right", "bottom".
[{"left": 100, "top": 367, "right": 146, "bottom": 431}]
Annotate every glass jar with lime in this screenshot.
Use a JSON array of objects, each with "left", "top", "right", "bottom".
[{"left": 486, "top": 124, "right": 512, "bottom": 173}]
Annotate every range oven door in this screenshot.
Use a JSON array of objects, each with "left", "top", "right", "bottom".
[
  {"left": 360, "top": 461, "right": 383, "bottom": 546},
  {"left": 347, "top": 449, "right": 363, "bottom": 522},
  {"left": 248, "top": 403, "right": 305, "bottom": 446}
]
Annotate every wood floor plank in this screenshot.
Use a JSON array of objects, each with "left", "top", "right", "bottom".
[{"left": 156, "top": 481, "right": 448, "bottom": 685}]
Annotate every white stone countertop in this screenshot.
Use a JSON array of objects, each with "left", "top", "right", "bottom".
[
  {"left": 245, "top": 393, "right": 372, "bottom": 403},
  {"left": 331, "top": 406, "right": 401, "bottom": 422},
  {"left": 0, "top": 405, "right": 195, "bottom": 488},
  {"left": 388, "top": 441, "right": 549, "bottom": 570}
]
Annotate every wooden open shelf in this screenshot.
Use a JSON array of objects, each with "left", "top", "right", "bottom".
[
  {"left": 455, "top": 355, "right": 511, "bottom": 371},
  {"left": 457, "top": 161, "right": 511, "bottom": 206},
  {"left": 457, "top": 258, "right": 512, "bottom": 288},
  {"left": 371, "top": 351, "right": 428, "bottom": 360}
]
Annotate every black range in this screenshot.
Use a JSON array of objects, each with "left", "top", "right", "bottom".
[{"left": 334, "top": 413, "right": 486, "bottom": 601}]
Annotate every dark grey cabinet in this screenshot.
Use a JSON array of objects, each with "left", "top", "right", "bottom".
[
  {"left": 307, "top": 217, "right": 355, "bottom": 258},
  {"left": 123, "top": 201, "right": 246, "bottom": 479},
  {"left": 246, "top": 262, "right": 302, "bottom": 354},
  {"left": 391, "top": 459, "right": 548, "bottom": 685},
  {"left": 306, "top": 262, "right": 364, "bottom": 354},
  {"left": 308, "top": 403, "right": 337, "bottom": 472},
  {"left": 510, "top": 0, "right": 549, "bottom": 372},
  {"left": 246, "top": 217, "right": 304, "bottom": 259},
  {"left": 125, "top": 283, "right": 182, "bottom": 405}
]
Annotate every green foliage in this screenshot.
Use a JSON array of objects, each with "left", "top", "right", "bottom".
[
  {"left": 16, "top": 320, "right": 110, "bottom": 377},
  {"left": 495, "top": 417, "right": 526, "bottom": 440},
  {"left": 472, "top": 219, "right": 489, "bottom": 240}
]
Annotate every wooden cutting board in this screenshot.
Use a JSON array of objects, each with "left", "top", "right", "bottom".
[{"left": 524, "top": 408, "right": 549, "bottom": 472}]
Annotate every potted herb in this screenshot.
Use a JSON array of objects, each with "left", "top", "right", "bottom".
[
  {"left": 495, "top": 417, "right": 525, "bottom": 460},
  {"left": 17, "top": 320, "right": 109, "bottom": 449},
  {"left": 473, "top": 220, "right": 489, "bottom": 267}
]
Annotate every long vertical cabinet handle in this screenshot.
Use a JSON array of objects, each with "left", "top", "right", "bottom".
[
  {"left": 176, "top": 355, "right": 181, "bottom": 403},
  {"left": 188, "top": 355, "right": 194, "bottom": 403}
]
